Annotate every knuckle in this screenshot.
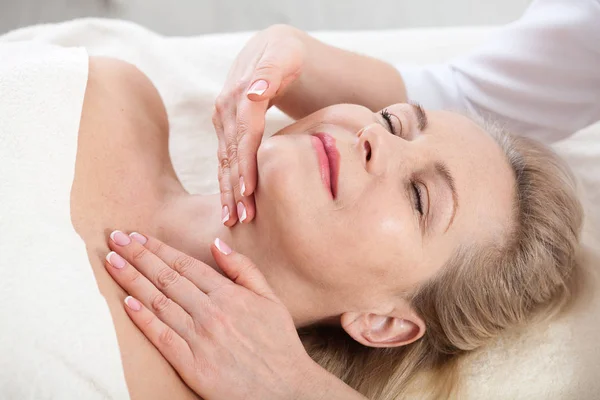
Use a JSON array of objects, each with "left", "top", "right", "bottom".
[
  {"left": 239, "top": 265, "right": 256, "bottom": 283},
  {"left": 155, "top": 267, "right": 180, "bottom": 290},
  {"left": 235, "top": 120, "right": 251, "bottom": 136},
  {"left": 150, "top": 293, "right": 171, "bottom": 314},
  {"left": 219, "top": 186, "right": 233, "bottom": 201},
  {"left": 141, "top": 314, "right": 155, "bottom": 329},
  {"left": 125, "top": 268, "right": 142, "bottom": 286},
  {"left": 211, "top": 310, "right": 230, "bottom": 331},
  {"left": 218, "top": 155, "right": 230, "bottom": 171},
  {"left": 255, "top": 61, "right": 278, "bottom": 74},
  {"left": 234, "top": 78, "right": 248, "bottom": 94},
  {"left": 158, "top": 327, "right": 176, "bottom": 347},
  {"left": 131, "top": 246, "right": 149, "bottom": 262},
  {"left": 214, "top": 97, "right": 226, "bottom": 114},
  {"left": 172, "top": 255, "right": 195, "bottom": 276},
  {"left": 202, "top": 309, "right": 227, "bottom": 332},
  {"left": 239, "top": 259, "right": 255, "bottom": 275},
  {"left": 226, "top": 141, "right": 238, "bottom": 160},
  {"left": 146, "top": 240, "right": 164, "bottom": 257}
]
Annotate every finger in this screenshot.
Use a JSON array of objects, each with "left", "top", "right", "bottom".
[
  {"left": 236, "top": 190, "right": 256, "bottom": 226},
  {"left": 222, "top": 108, "right": 247, "bottom": 223},
  {"left": 123, "top": 296, "right": 195, "bottom": 377},
  {"left": 212, "top": 238, "right": 280, "bottom": 303},
  {"left": 234, "top": 97, "right": 268, "bottom": 208},
  {"left": 108, "top": 230, "right": 209, "bottom": 315},
  {"left": 246, "top": 44, "right": 303, "bottom": 102},
  {"left": 213, "top": 105, "right": 237, "bottom": 226},
  {"left": 129, "top": 232, "right": 232, "bottom": 295},
  {"left": 104, "top": 247, "right": 195, "bottom": 341}
]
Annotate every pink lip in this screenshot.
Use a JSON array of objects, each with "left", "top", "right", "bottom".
[{"left": 310, "top": 133, "right": 339, "bottom": 199}]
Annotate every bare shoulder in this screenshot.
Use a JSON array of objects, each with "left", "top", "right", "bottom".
[
  {"left": 85, "top": 56, "right": 168, "bottom": 133},
  {"left": 73, "top": 57, "right": 196, "bottom": 400}
]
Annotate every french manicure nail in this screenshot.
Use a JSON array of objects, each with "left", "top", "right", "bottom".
[
  {"left": 237, "top": 202, "right": 247, "bottom": 223},
  {"left": 221, "top": 205, "right": 230, "bottom": 224},
  {"left": 240, "top": 176, "right": 246, "bottom": 197},
  {"left": 129, "top": 232, "right": 147, "bottom": 245},
  {"left": 214, "top": 238, "right": 232, "bottom": 255},
  {"left": 247, "top": 79, "right": 268, "bottom": 96},
  {"left": 110, "top": 230, "right": 131, "bottom": 246},
  {"left": 106, "top": 251, "right": 126, "bottom": 268},
  {"left": 124, "top": 296, "right": 142, "bottom": 311}
]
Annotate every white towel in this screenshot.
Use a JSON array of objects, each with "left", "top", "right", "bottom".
[
  {"left": 1, "top": 19, "right": 599, "bottom": 399},
  {"left": 0, "top": 42, "right": 129, "bottom": 399}
]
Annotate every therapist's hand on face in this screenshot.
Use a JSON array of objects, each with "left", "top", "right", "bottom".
[
  {"left": 104, "top": 230, "right": 319, "bottom": 400},
  {"left": 214, "top": 24, "right": 306, "bottom": 226}
]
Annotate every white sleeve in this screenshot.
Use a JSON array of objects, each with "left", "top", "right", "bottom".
[{"left": 398, "top": 0, "right": 600, "bottom": 143}]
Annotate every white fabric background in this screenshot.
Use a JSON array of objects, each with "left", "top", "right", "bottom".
[
  {"left": 1, "top": 18, "right": 598, "bottom": 399},
  {"left": 0, "top": 42, "right": 129, "bottom": 399}
]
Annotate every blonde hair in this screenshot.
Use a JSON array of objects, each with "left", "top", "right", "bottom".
[{"left": 298, "top": 126, "right": 583, "bottom": 399}]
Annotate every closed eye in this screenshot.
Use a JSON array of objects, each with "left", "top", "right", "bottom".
[
  {"left": 380, "top": 109, "right": 402, "bottom": 137},
  {"left": 412, "top": 182, "right": 424, "bottom": 216}
]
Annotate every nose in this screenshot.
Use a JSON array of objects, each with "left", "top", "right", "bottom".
[{"left": 357, "top": 124, "right": 392, "bottom": 176}]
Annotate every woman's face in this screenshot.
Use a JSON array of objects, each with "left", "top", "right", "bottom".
[{"left": 253, "top": 103, "right": 515, "bottom": 321}]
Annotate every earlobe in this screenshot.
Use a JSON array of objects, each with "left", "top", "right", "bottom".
[{"left": 341, "top": 311, "right": 425, "bottom": 348}]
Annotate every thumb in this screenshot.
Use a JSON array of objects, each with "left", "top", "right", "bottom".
[
  {"left": 246, "top": 41, "right": 304, "bottom": 101},
  {"left": 246, "top": 64, "right": 283, "bottom": 101},
  {"left": 211, "top": 238, "right": 280, "bottom": 302}
]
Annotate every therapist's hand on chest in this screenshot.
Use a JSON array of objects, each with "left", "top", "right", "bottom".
[{"left": 104, "top": 230, "right": 367, "bottom": 400}]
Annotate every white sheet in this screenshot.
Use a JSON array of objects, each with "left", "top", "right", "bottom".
[
  {"left": 0, "top": 42, "right": 129, "bottom": 399},
  {"left": 1, "top": 18, "right": 598, "bottom": 399}
]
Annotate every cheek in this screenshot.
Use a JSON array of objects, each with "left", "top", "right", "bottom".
[
  {"left": 358, "top": 212, "right": 413, "bottom": 274},
  {"left": 311, "top": 207, "right": 418, "bottom": 290}
]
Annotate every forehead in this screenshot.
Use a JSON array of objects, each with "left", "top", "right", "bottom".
[{"left": 426, "top": 110, "right": 516, "bottom": 243}]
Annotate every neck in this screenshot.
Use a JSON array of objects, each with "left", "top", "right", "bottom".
[
  {"left": 155, "top": 192, "right": 232, "bottom": 272},
  {"left": 155, "top": 192, "right": 327, "bottom": 328}
]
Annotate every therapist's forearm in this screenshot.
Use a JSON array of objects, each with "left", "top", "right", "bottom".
[{"left": 274, "top": 26, "right": 408, "bottom": 119}]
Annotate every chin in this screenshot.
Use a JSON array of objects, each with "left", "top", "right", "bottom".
[
  {"left": 255, "top": 135, "right": 325, "bottom": 239},
  {"left": 256, "top": 137, "right": 295, "bottom": 199}
]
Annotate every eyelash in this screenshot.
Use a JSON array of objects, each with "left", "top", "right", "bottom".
[
  {"left": 412, "top": 182, "right": 424, "bottom": 216},
  {"left": 380, "top": 109, "right": 400, "bottom": 136}
]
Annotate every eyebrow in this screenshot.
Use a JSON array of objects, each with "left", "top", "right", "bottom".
[
  {"left": 410, "top": 103, "right": 428, "bottom": 130},
  {"left": 434, "top": 161, "right": 458, "bottom": 233}
]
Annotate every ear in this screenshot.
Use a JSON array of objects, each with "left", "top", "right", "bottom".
[{"left": 340, "top": 305, "right": 425, "bottom": 348}]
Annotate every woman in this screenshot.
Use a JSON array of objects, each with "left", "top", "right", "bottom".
[{"left": 77, "top": 55, "right": 582, "bottom": 399}]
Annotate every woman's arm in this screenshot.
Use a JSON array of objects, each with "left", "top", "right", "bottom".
[{"left": 273, "top": 25, "right": 408, "bottom": 119}]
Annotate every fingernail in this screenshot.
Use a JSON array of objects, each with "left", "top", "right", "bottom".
[
  {"left": 237, "top": 202, "right": 247, "bottom": 223},
  {"left": 240, "top": 176, "right": 246, "bottom": 197},
  {"left": 129, "top": 232, "right": 147, "bottom": 245},
  {"left": 110, "top": 230, "right": 131, "bottom": 246},
  {"left": 214, "top": 238, "right": 232, "bottom": 255},
  {"left": 221, "top": 205, "right": 230, "bottom": 224},
  {"left": 247, "top": 79, "right": 268, "bottom": 96},
  {"left": 124, "top": 296, "right": 142, "bottom": 311},
  {"left": 106, "top": 251, "right": 126, "bottom": 268}
]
